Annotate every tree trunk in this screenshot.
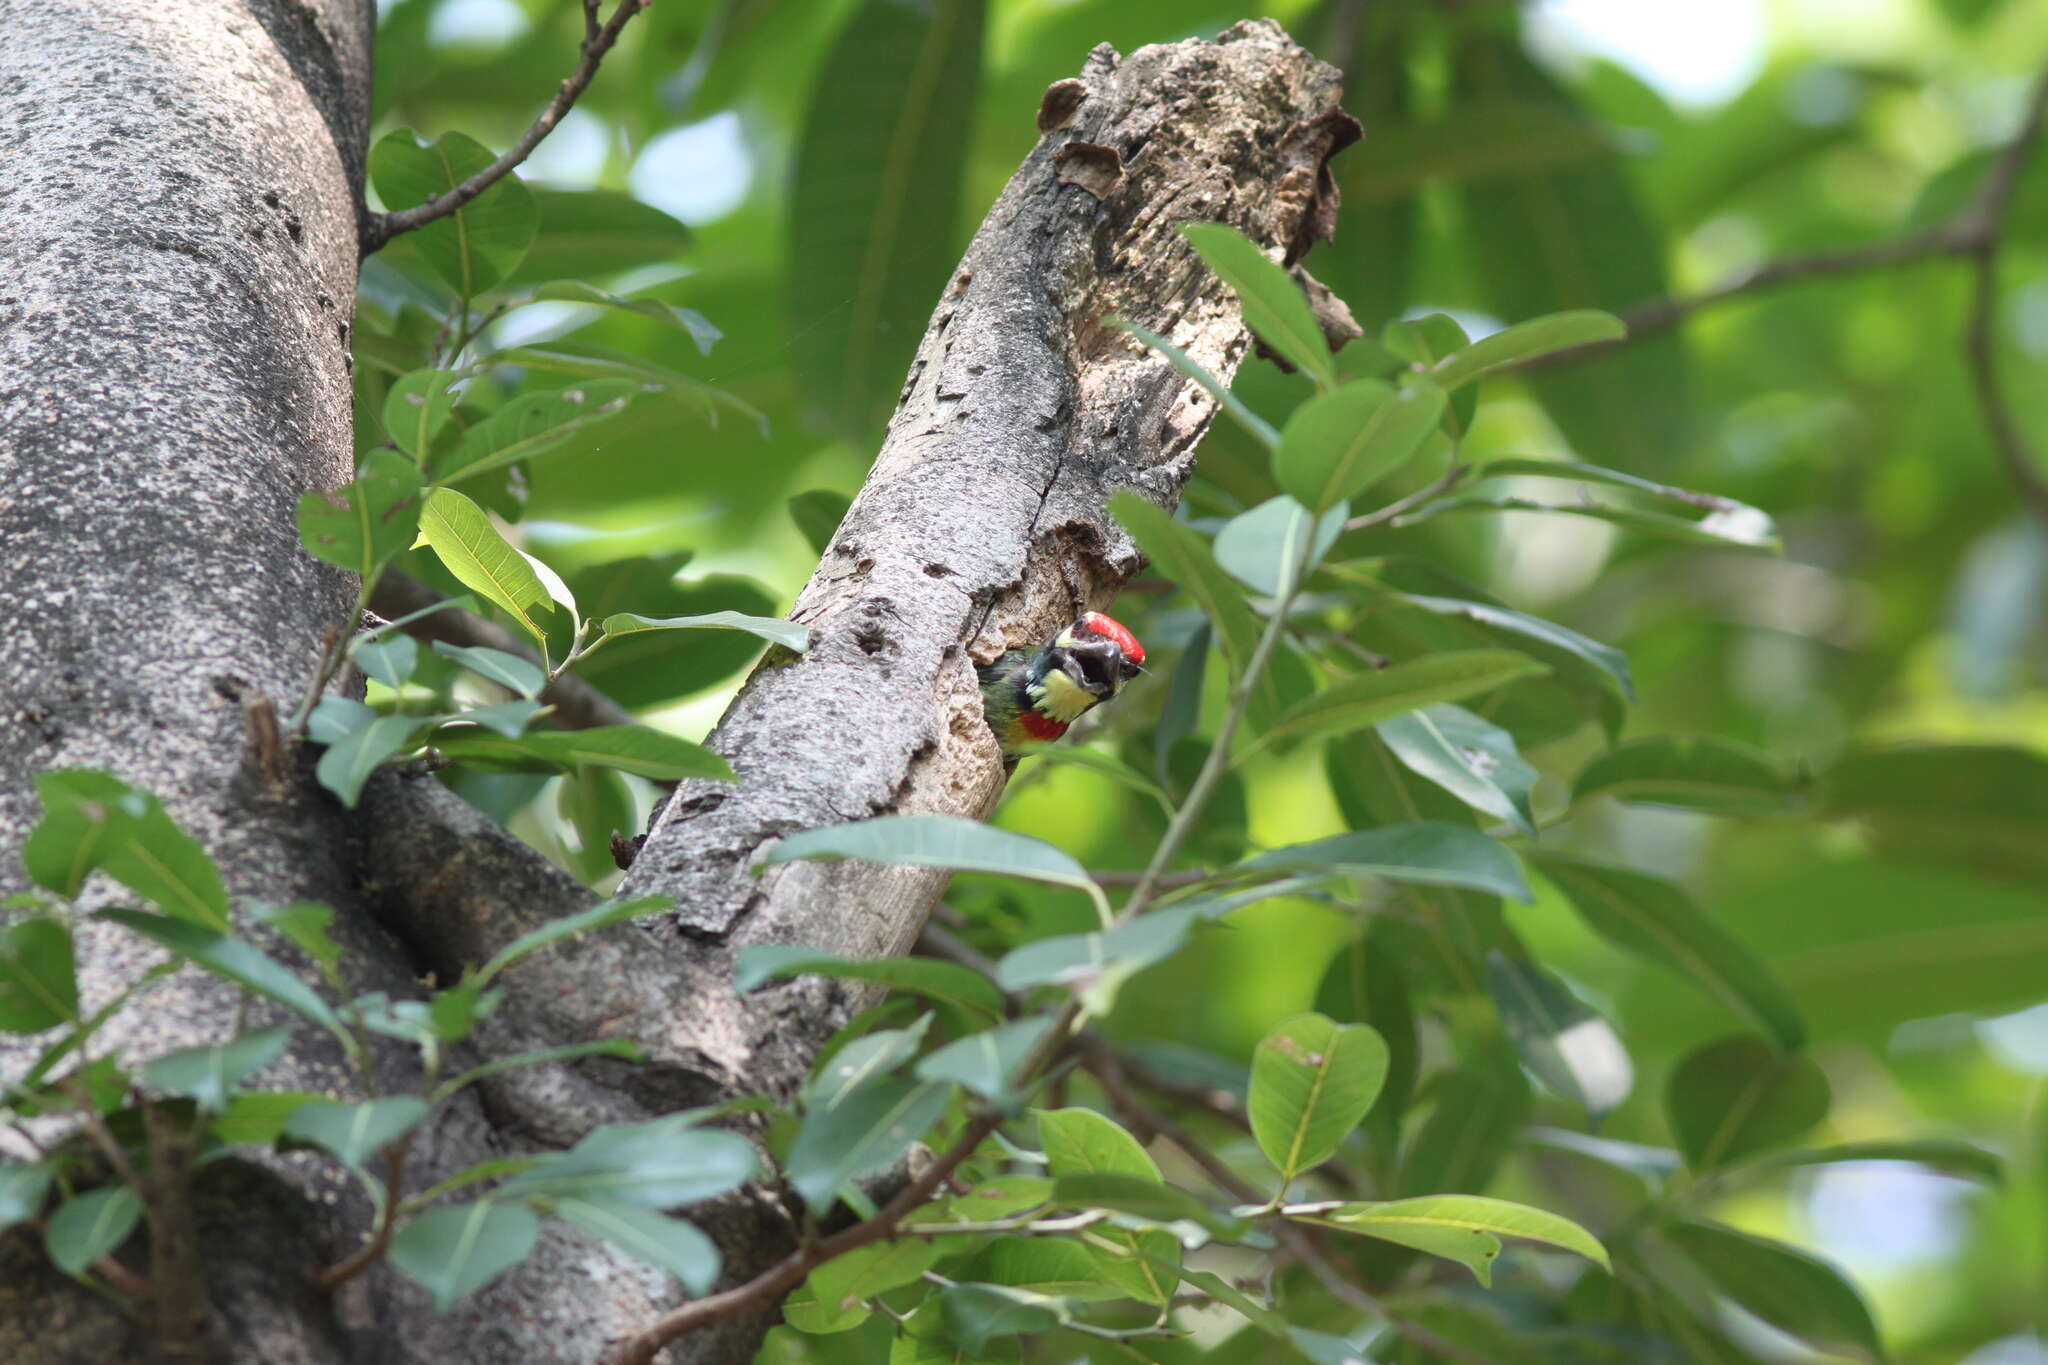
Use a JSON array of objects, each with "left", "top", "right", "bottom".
[{"left": 0, "top": 5, "right": 1348, "bottom": 1362}]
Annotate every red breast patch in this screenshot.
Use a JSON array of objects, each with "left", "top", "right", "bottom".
[{"left": 1018, "top": 709, "right": 1069, "bottom": 742}]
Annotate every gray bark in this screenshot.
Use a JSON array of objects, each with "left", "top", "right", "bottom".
[{"left": 0, "top": 6, "right": 1348, "bottom": 1363}]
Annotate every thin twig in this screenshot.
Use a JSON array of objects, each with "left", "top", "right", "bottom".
[
  {"left": 313, "top": 1142, "right": 410, "bottom": 1291},
  {"left": 1509, "top": 61, "right": 2048, "bottom": 352},
  {"left": 361, "top": 1, "right": 650, "bottom": 254},
  {"left": 1958, "top": 65, "right": 2048, "bottom": 520},
  {"left": 1342, "top": 460, "right": 1471, "bottom": 534},
  {"left": 1083, "top": 1042, "right": 1496, "bottom": 1365}
]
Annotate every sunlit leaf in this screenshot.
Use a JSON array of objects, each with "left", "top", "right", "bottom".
[
  {"left": 1181, "top": 222, "right": 1334, "bottom": 386},
  {"left": 1248, "top": 1012, "right": 1389, "bottom": 1183}
]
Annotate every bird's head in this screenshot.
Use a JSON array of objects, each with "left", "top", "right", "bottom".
[{"left": 1027, "top": 611, "right": 1146, "bottom": 722}]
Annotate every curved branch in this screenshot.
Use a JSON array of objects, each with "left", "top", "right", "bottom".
[{"left": 360, "top": 0, "right": 648, "bottom": 254}]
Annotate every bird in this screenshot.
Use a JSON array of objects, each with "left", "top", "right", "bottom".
[{"left": 978, "top": 611, "right": 1145, "bottom": 761}]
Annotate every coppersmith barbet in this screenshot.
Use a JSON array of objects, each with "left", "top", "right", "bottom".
[{"left": 978, "top": 611, "right": 1145, "bottom": 761}]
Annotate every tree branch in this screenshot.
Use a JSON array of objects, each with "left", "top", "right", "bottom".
[
  {"left": 1502, "top": 59, "right": 2048, "bottom": 517},
  {"left": 606, "top": 1114, "right": 1001, "bottom": 1365},
  {"left": 360, "top": 0, "right": 648, "bottom": 254}
]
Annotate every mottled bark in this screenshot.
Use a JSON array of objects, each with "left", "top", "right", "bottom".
[{"left": 0, "top": 7, "right": 1350, "bottom": 1364}]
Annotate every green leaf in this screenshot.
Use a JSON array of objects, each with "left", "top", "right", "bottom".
[
  {"left": 369, "top": 129, "right": 538, "bottom": 297},
  {"left": 429, "top": 642, "right": 546, "bottom": 698},
  {"left": 25, "top": 770, "right": 231, "bottom": 930},
  {"left": 994, "top": 902, "right": 1218, "bottom": 1013},
  {"left": 1388, "top": 590, "right": 1634, "bottom": 718},
  {"left": 1245, "top": 822, "right": 1531, "bottom": 903},
  {"left": 350, "top": 632, "right": 419, "bottom": 690},
  {"left": 1379, "top": 703, "right": 1538, "bottom": 834},
  {"left": 938, "top": 1281, "right": 1071, "bottom": 1354},
  {"left": 1110, "top": 491, "right": 1288, "bottom": 729},
  {"left": 1383, "top": 314, "right": 1476, "bottom": 434},
  {"left": 956, "top": 1238, "right": 1126, "bottom": 1300},
  {"left": 790, "top": 1239, "right": 952, "bottom": 1331},
  {"left": 1531, "top": 853, "right": 1804, "bottom": 1050},
  {"left": 1249, "top": 1012, "right": 1389, "bottom": 1184},
  {"left": 1037, "top": 1108, "right": 1176, "bottom": 1304},
  {"left": 809, "top": 1016, "right": 932, "bottom": 1107},
  {"left": 511, "top": 189, "right": 690, "bottom": 285},
  {"left": 787, "top": 490, "right": 852, "bottom": 555},
  {"left": 1274, "top": 379, "right": 1446, "bottom": 511},
  {"left": 432, "top": 726, "right": 735, "bottom": 783},
  {"left": 450, "top": 700, "right": 544, "bottom": 740},
  {"left": 141, "top": 1025, "right": 293, "bottom": 1113},
  {"left": 1666, "top": 1036, "right": 1831, "bottom": 1171},
  {"left": 477, "top": 894, "right": 670, "bottom": 985},
  {"left": 914, "top": 1017, "right": 1055, "bottom": 1104},
  {"left": 498, "top": 1121, "right": 755, "bottom": 1208},
  {"left": 735, "top": 945, "right": 1003, "bottom": 1022},
  {"left": 97, "top": 909, "right": 343, "bottom": 1037},
  {"left": 1664, "top": 1219, "right": 1881, "bottom": 1360},
  {"left": 0, "top": 1162, "right": 53, "bottom": 1233},
  {"left": 0, "top": 919, "right": 77, "bottom": 1033},
  {"left": 760, "top": 815, "right": 1094, "bottom": 893},
  {"left": 528, "top": 281, "right": 720, "bottom": 355},
  {"left": 1108, "top": 317, "right": 1280, "bottom": 449},
  {"left": 44, "top": 1185, "right": 142, "bottom": 1275},
  {"left": 201, "top": 1090, "right": 326, "bottom": 1148},
  {"left": 1573, "top": 736, "right": 1798, "bottom": 816},
  {"left": 382, "top": 369, "right": 461, "bottom": 459},
  {"left": 284, "top": 1097, "right": 430, "bottom": 1169},
  {"left": 1180, "top": 223, "right": 1334, "bottom": 387},
  {"left": 388, "top": 1200, "right": 541, "bottom": 1313},
  {"left": 790, "top": 0, "right": 986, "bottom": 436},
  {"left": 550, "top": 1195, "right": 720, "bottom": 1294},
  {"left": 1756, "top": 1140, "right": 2002, "bottom": 1185},
  {"left": 1430, "top": 310, "right": 1625, "bottom": 389},
  {"left": 1253, "top": 651, "right": 1549, "bottom": 749},
  {"left": 1483, "top": 953, "right": 1631, "bottom": 1120},
  {"left": 316, "top": 714, "right": 419, "bottom": 809},
  {"left": 1408, "top": 492, "right": 1779, "bottom": 550},
  {"left": 1475, "top": 455, "right": 1769, "bottom": 517},
  {"left": 785, "top": 1074, "right": 951, "bottom": 1214},
  {"left": 1213, "top": 496, "right": 1349, "bottom": 597},
  {"left": 416, "top": 488, "right": 555, "bottom": 643},
  {"left": 1308, "top": 1194, "right": 1609, "bottom": 1286},
  {"left": 307, "top": 696, "right": 378, "bottom": 745},
  {"left": 431, "top": 380, "right": 643, "bottom": 485},
  {"left": 296, "top": 449, "right": 425, "bottom": 578},
  {"left": 599, "top": 610, "right": 810, "bottom": 654}
]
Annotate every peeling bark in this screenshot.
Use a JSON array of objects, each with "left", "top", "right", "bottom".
[{"left": 0, "top": 8, "right": 1351, "bottom": 1364}]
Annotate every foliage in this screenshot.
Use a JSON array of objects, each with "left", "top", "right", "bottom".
[{"left": 9, "top": 1, "right": 2048, "bottom": 1362}]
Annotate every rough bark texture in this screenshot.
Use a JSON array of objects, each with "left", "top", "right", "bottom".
[{"left": 0, "top": 8, "right": 1349, "bottom": 1364}]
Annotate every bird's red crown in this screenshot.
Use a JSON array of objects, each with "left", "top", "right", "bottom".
[{"left": 1077, "top": 611, "right": 1144, "bottom": 667}]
